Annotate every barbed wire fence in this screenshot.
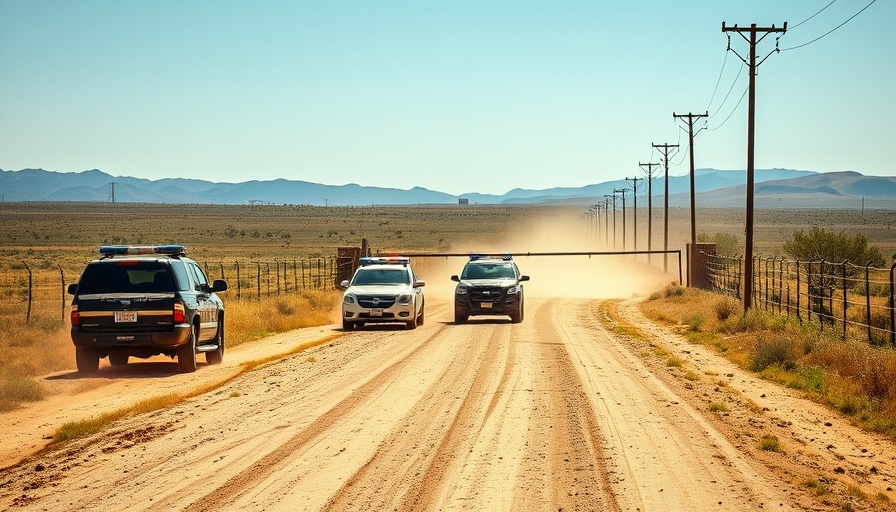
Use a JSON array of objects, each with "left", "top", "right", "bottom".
[
  {"left": 707, "top": 254, "right": 896, "bottom": 346},
  {"left": 0, "top": 257, "right": 339, "bottom": 324}
]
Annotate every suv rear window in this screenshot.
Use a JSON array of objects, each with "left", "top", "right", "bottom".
[{"left": 77, "top": 261, "right": 174, "bottom": 294}]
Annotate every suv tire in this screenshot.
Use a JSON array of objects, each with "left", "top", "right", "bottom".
[
  {"left": 510, "top": 296, "right": 525, "bottom": 324},
  {"left": 178, "top": 326, "right": 198, "bottom": 373},
  {"left": 454, "top": 307, "right": 468, "bottom": 324},
  {"left": 75, "top": 347, "right": 100, "bottom": 374},
  {"left": 206, "top": 318, "right": 224, "bottom": 365},
  {"left": 342, "top": 319, "right": 355, "bottom": 331},
  {"left": 109, "top": 352, "right": 129, "bottom": 366}
]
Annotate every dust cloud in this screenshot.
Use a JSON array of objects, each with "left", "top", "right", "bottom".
[{"left": 412, "top": 213, "right": 676, "bottom": 300}]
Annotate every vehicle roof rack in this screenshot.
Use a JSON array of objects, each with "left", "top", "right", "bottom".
[
  {"left": 360, "top": 256, "right": 409, "bottom": 266},
  {"left": 99, "top": 245, "right": 187, "bottom": 258}
]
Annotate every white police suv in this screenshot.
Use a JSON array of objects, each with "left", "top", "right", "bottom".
[{"left": 340, "top": 257, "right": 425, "bottom": 330}]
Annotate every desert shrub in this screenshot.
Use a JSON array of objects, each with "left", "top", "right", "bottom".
[
  {"left": 683, "top": 313, "right": 706, "bottom": 332},
  {"left": 758, "top": 434, "right": 782, "bottom": 452},
  {"left": 708, "top": 402, "right": 730, "bottom": 413},
  {"left": 662, "top": 282, "right": 685, "bottom": 298},
  {"left": 783, "top": 227, "right": 885, "bottom": 267},
  {"left": 713, "top": 297, "right": 740, "bottom": 321},
  {"left": 751, "top": 335, "right": 798, "bottom": 371},
  {"left": 789, "top": 366, "right": 826, "bottom": 393}
]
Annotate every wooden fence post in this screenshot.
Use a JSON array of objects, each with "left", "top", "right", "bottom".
[{"left": 23, "top": 262, "right": 32, "bottom": 323}]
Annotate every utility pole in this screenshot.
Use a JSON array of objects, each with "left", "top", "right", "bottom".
[
  {"left": 109, "top": 182, "right": 117, "bottom": 204},
  {"left": 604, "top": 196, "right": 610, "bottom": 247},
  {"left": 614, "top": 188, "right": 628, "bottom": 251},
  {"left": 604, "top": 194, "right": 617, "bottom": 250},
  {"left": 723, "top": 21, "right": 787, "bottom": 311},
  {"left": 626, "top": 176, "right": 642, "bottom": 253},
  {"left": 652, "top": 143, "right": 678, "bottom": 273},
  {"left": 673, "top": 111, "right": 708, "bottom": 286},
  {"left": 640, "top": 162, "right": 659, "bottom": 264}
]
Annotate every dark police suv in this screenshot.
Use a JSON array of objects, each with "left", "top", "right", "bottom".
[
  {"left": 68, "top": 245, "right": 227, "bottom": 374},
  {"left": 451, "top": 254, "right": 529, "bottom": 324}
]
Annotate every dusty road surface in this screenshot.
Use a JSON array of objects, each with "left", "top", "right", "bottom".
[{"left": 1, "top": 297, "right": 895, "bottom": 511}]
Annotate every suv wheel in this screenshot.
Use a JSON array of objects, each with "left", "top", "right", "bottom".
[
  {"left": 342, "top": 319, "right": 355, "bottom": 331},
  {"left": 178, "top": 326, "right": 198, "bottom": 373},
  {"left": 454, "top": 307, "right": 468, "bottom": 324},
  {"left": 417, "top": 302, "right": 425, "bottom": 326},
  {"left": 510, "top": 297, "right": 524, "bottom": 324},
  {"left": 406, "top": 313, "right": 418, "bottom": 330},
  {"left": 206, "top": 317, "right": 224, "bottom": 365},
  {"left": 109, "top": 352, "right": 129, "bottom": 366},
  {"left": 75, "top": 347, "right": 100, "bottom": 374}
]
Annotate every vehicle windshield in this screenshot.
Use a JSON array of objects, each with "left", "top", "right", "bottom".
[
  {"left": 351, "top": 268, "right": 411, "bottom": 286},
  {"left": 461, "top": 262, "right": 516, "bottom": 280}
]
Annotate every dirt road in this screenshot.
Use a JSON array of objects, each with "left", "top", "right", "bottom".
[{"left": 1, "top": 297, "right": 894, "bottom": 511}]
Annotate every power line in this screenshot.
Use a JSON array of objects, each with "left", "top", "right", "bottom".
[
  {"left": 707, "top": 85, "right": 749, "bottom": 132},
  {"left": 705, "top": 47, "right": 730, "bottom": 114},
  {"left": 708, "top": 60, "right": 745, "bottom": 120},
  {"left": 790, "top": 0, "right": 838, "bottom": 30},
  {"left": 780, "top": 0, "right": 876, "bottom": 52}
]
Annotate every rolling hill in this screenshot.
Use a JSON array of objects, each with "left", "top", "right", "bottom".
[{"left": 1, "top": 167, "right": 892, "bottom": 208}]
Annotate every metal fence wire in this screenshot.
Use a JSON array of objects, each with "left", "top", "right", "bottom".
[
  {"left": 707, "top": 254, "right": 896, "bottom": 346},
  {"left": 0, "top": 257, "right": 338, "bottom": 324}
]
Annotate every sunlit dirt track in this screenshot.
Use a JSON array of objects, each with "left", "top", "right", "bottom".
[{"left": 1, "top": 296, "right": 834, "bottom": 511}]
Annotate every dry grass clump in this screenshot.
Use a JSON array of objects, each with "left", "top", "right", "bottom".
[
  {"left": 226, "top": 290, "right": 340, "bottom": 343},
  {"left": 642, "top": 283, "right": 896, "bottom": 439}
]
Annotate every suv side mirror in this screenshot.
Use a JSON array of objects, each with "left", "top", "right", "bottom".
[
  {"left": 413, "top": 279, "right": 425, "bottom": 288},
  {"left": 450, "top": 275, "right": 460, "bottom": 282},
  {"left": 519, "top": 275, "right": 530, "bottom": 282},
  {"left": 67, "top": 283, "right": 78, "bottom": 295},
  {"left": 212, "top": 279, "right": 228, "bottom": 292}
]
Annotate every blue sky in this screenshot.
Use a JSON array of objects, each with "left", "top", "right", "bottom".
[{"left": 1, "top": 0, "right": 892, "bottom": 196}]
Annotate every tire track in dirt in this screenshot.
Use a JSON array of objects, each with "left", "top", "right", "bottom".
[
  {"left": 321, "top": 321, "right": 514, "bottom": 511},
  {"left": 177, "top": 321, "right": 461, "bottom": 511},
  {"left": 556, "top": 298, "right": 797, "bottom": 511},
  {"left": 514, "top": 298, "right": 619, "bottom": 511}
]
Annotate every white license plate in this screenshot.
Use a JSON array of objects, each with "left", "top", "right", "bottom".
[
  {"left": 480, "top": 302, "right": 493, "bottom": 309},
  {"left": 114, "top": 310, "right": 137, "bottom": 323},
  {"left": 369, "top": 309, "right": 384, "bottom": 317}
]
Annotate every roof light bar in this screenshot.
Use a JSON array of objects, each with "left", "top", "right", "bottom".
[
  {"left": 360, "top": 256, "right": 409, "bottom": 266},
  {"left": 468, "top": 253, "right": 513, "bottom": 261},
  {"left": 99, "top": 245, "right": 186, "bottom": 257}
]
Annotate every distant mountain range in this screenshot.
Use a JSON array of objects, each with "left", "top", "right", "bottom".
[{"left": 1, "top": 167, "right": 894, "bottom": 209}]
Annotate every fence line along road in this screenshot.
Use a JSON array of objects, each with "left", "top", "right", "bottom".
[
  {"left": 0, "top": 258, "right": 339, "bottom": 323},
  {"left": 707, "top": 255, "right": 896, "bottom": 346}
]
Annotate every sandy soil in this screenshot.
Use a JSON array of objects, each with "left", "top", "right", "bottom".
[{"left": 0, "top": 297, "right": 894, "bottom": 511}]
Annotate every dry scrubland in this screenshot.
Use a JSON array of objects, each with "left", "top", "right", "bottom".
[{"left": 1, "top": 201, "right": 895, "bottom": 417}]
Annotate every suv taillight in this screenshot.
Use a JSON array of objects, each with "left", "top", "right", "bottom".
[
  {"left": 173, "top": 302, "right": 186, "bottom": 324},
  {"left": 70, "top": 305, "right": 79, "bottom": 327}
]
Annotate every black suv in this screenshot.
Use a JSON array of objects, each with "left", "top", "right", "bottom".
[
  {"left": 451, "top": 255, "right": 529, "bottom": 323},
  {"left": 68, "top": 245, "right": 227, "bottom": 374}
]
